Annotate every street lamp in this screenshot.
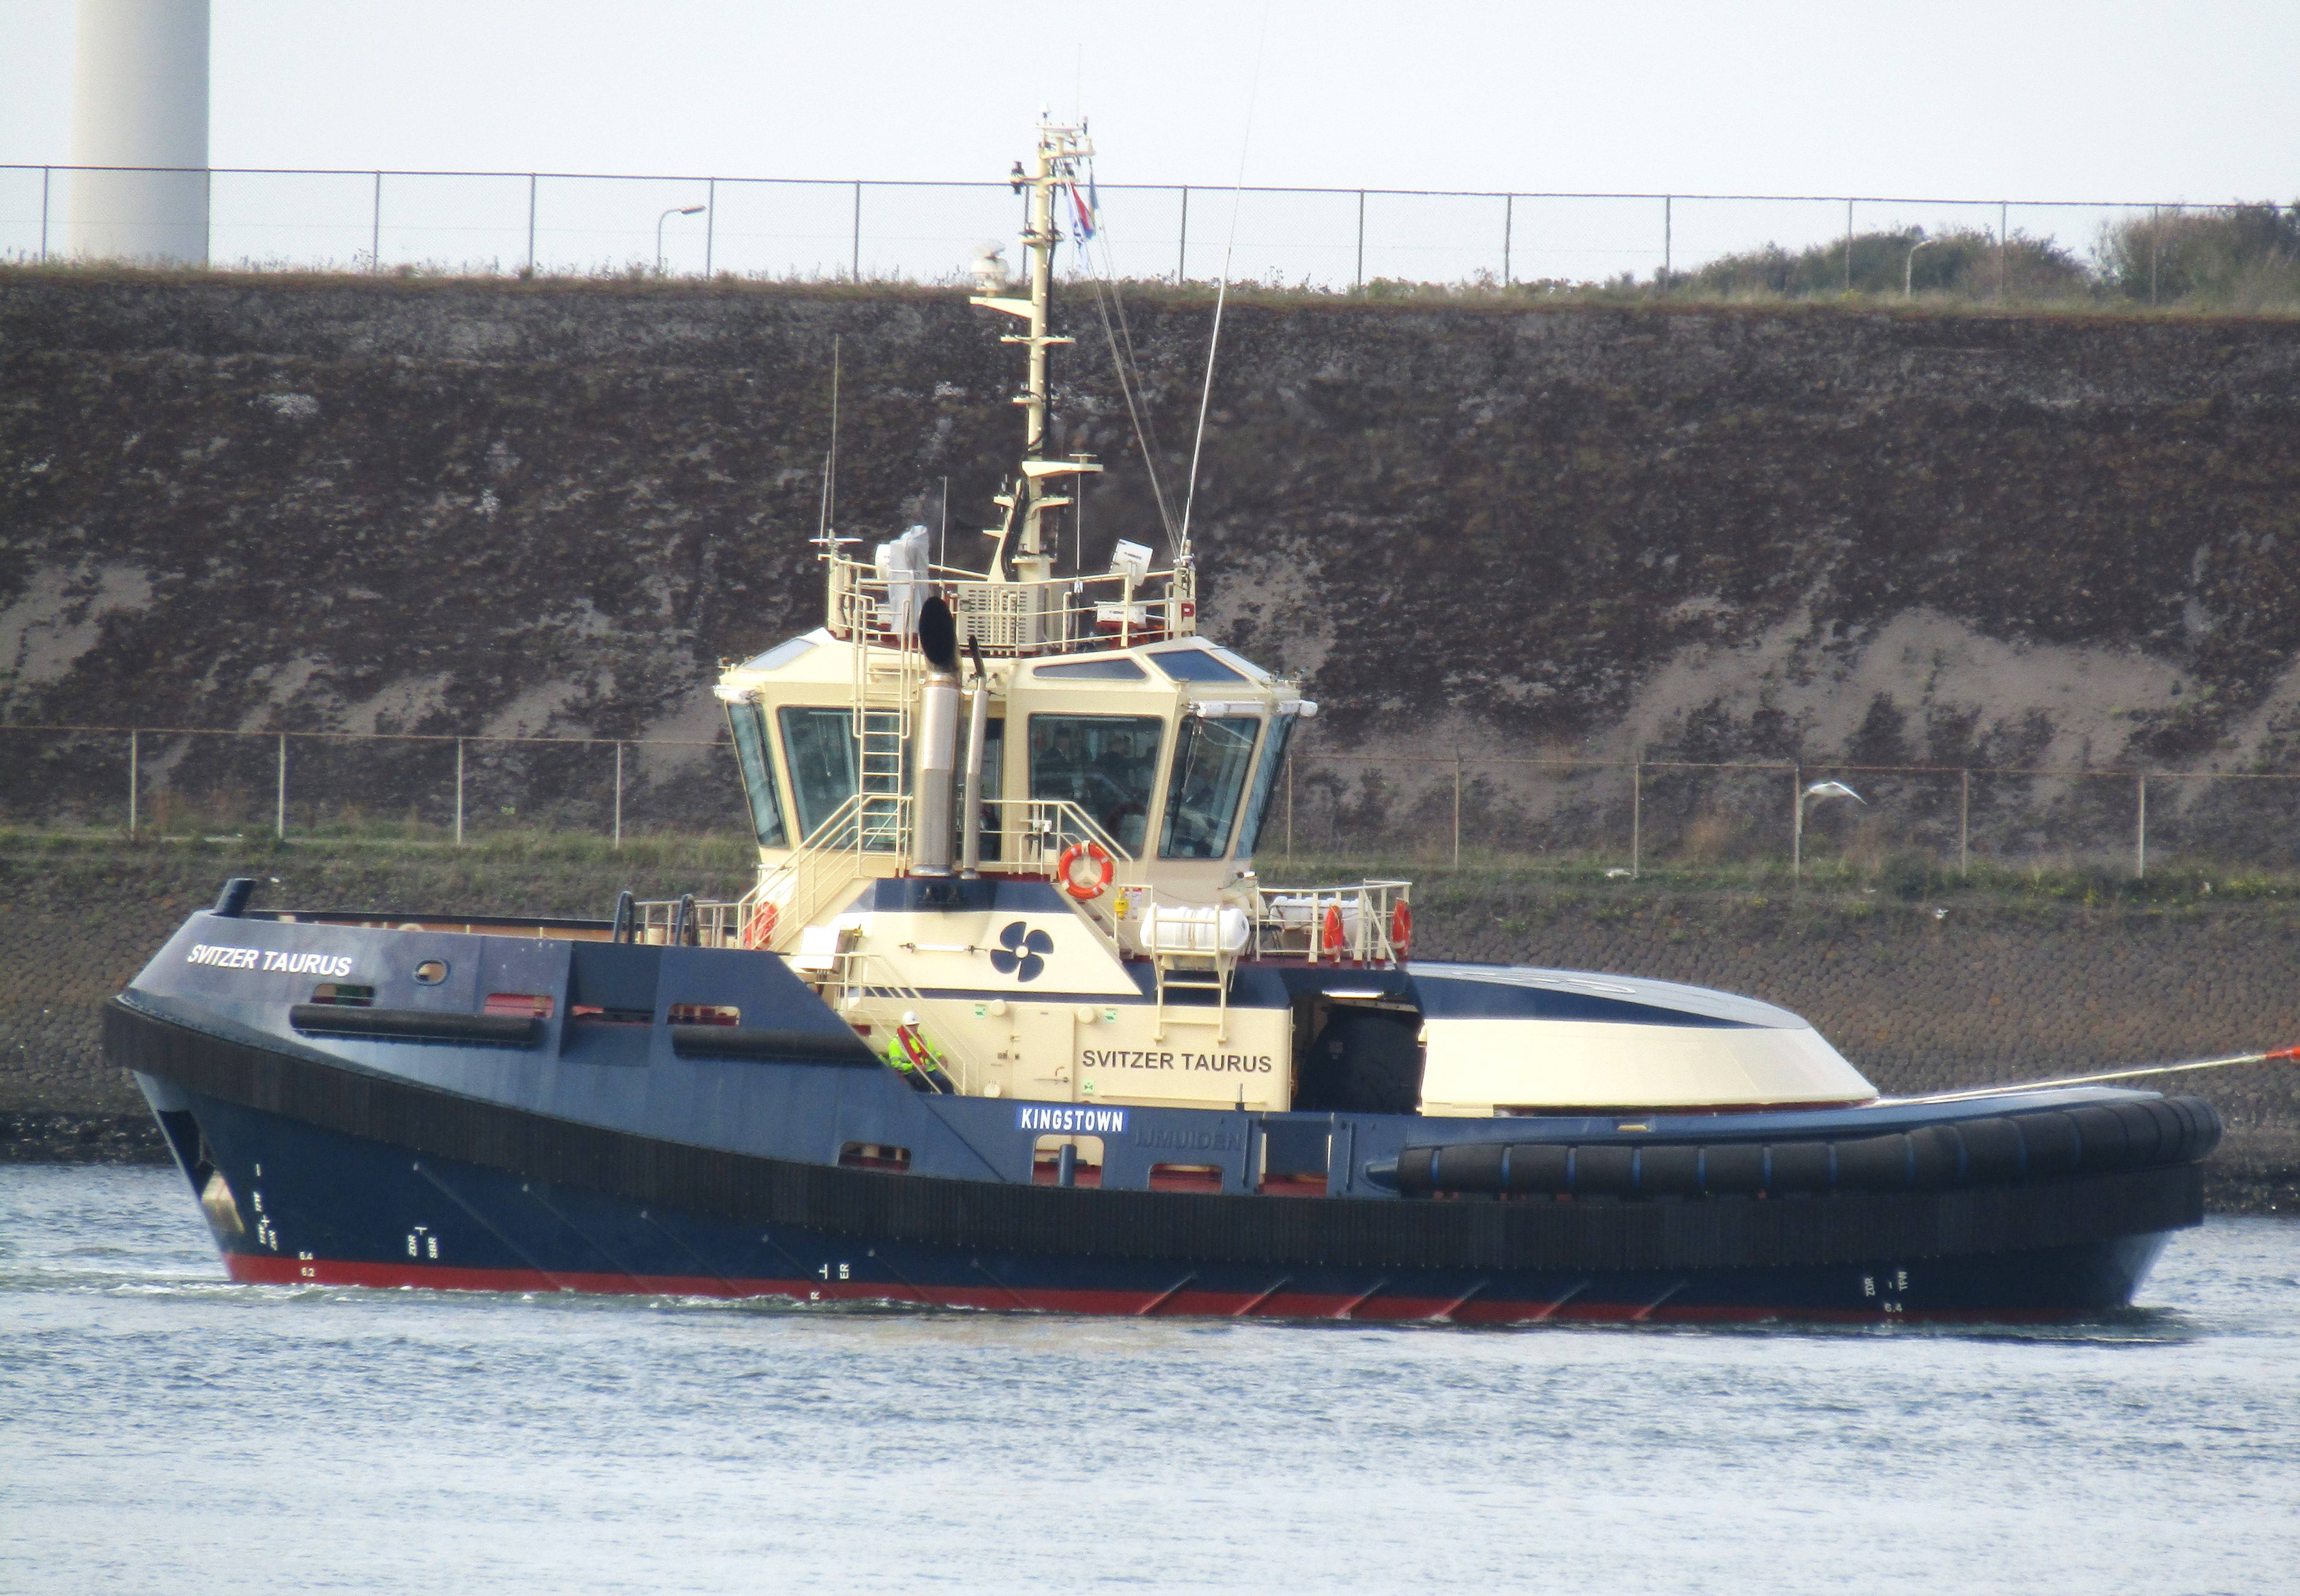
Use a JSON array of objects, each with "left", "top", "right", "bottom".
[
  {"left": 1905, "top": 235, "right": 1937, "bottom": 299},
  {"left": 657, "top": 204, "right": 706, "bottom": 276},
  {"left": 1792, "top": 779, "right": 1865, "bottom": 879}
]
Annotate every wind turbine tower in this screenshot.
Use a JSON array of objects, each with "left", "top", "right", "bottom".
[{"left": 68, "top": 0, "right": 211, "bottom": 265}]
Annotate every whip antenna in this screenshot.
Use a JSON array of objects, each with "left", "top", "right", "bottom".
[{"left": 1176, "top": 3, "right": 1271, "bottom": 565}]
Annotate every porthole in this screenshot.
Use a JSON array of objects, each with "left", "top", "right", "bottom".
[{"left": 413, "top": 959, "right": 449, "bottom": 985}]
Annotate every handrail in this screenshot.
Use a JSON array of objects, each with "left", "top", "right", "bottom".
[
  {"left": 976, "top": 796, "right": 1133, "bottom": 870},
  {"left": 826, "top": 557, "right": 1197, "bottom": 657},
  {"left": 1252, "top": 879, "right": 1413, "bottom": 965},
  {"left": 821, "top": 948, "right": 993, "bottom": 1096}
]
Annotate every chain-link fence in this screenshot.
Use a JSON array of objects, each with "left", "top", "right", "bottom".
[
  {"left": 5, "top": 723, "right": 2298, "bottom": 875},
  {"left": 1268, "top": 754, "right": 2300, "bottom": 878},
  {"left": 0, "top": 163, "right": 2246, "bottom": 295},
  {"left": 0, "top": 724, "right": 728, "bottom": 844}
]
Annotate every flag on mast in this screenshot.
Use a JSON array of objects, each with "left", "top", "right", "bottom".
[{"left": 1069, "top": 180, "right": 1097, "bottom": 242}]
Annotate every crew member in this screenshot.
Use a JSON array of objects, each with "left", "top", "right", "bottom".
[{"left": 886, "top": 1010, "right": 955, "bottom": 1093}]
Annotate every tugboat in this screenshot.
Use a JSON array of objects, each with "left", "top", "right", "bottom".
[{"left": 108, "top": 120, "right": 2231, "bottom": 1322}]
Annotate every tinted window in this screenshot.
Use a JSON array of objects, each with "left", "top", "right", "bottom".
[
  {"left": 1160, "top": 717, "right": 1260, "bottom": 859},
  {"left": 1234, "top": 709, "right": 1297, "bottom": 858},
  {"left": 1146, "top": 647, "right": 1247, "bottom": 683},
  {"left": 1028, "top": 715, "right": 1164, "bottom": 856},
  {"left": 1035, "top": 657, "right": 1147, "bottom": 681},
  {"left": 743, "top": 632, "right": 821, "bottom": 672},
  {"left": 777, "top": 706, "right": 902, "bottom": 849},
  {"left": 724, "top": 702, "right": 788, "bottom": 848}
]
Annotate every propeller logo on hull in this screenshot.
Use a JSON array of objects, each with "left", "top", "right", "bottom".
[{"left": 990, "top": 921, "right": 1054, "bottom": 982}]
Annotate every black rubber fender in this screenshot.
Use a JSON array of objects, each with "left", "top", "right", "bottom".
[
  {"left": 1834, "top": 1133, "right": 1911, "bottom": 1191},
  {"left": 2018, "top": 1111, "right": 2082, "bottom": 1177},
  {"left": 1768, "top": 1141, "right": 1833, "bottom": 1194},
  {"left": 1702, "top": 1143, "right": 1766, "bottom": 1194},
  {"left": 1573, "top": 1144, "right": 1636, "bottom": 1196},
  {"left": 1909, "top": 1123, "right": 1964, "bottom": 1187},
  {"left": 1958, "top": 1117, "right": 2027, "bottom": 1183},
  {"left": 1435, "top": 1141, "right": 1505, "bottom": 1192},
  {"left": 1639, "top": 1144, "right": 1703, "bottom": 1197},
  {"left": 1392, "top": 1093, "right": 2224, "bottom": 1198},
  {"left": 2070, "top": 1104, "right": 2134, "bottom": 1172},
  {"left": 1504, "top": 1143, "right": 1571, "bottom": 1194}
]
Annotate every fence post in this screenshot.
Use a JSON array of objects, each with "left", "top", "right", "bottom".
[
  {"left": 455, "top": 738, "right": 465, "bottom": 847},
  {"left": 613, "top": 741, "right": 624, "bottom": 849},
  {"left": 2136, "top": 775, "right": 2147, "bottom": 880},
  {"left": 705, "top": 177, "right": 715, "bottom": 276},
  {"left": 275, "top": 734, "right": 287, "bottom": 839},
  {"left": 1844, "top": 199, "right": 1854, "bottom": 291},
  {"left": 526, "top": 174, "right": 537, "bottom": 273},
  {"left": 1451, "top": 756, "right": 1462, "bottom": 868},
  {"left": 1791, "top": 765, "right": 1803, "bottom": 879},
  {"left": 1502, "top": 194, "right": 1512, "bottom": 286},
  {"left": 1631, "top": 757, "right": 1641, "bottom": 879},
  {"left": 1663, "top": 194, "right": 1672, "bottom": 282},
  {"left": 851, "top": 181, "right": 861, "bottom": 280},
  {"left": 128, "top": 728, "right": 138, "bottom": 837},
  {"left": 1999, "top": 201, "right": 2008, "bottom": 299},
  {"left": 1355, "top": 190, "right": 1366, "bottom": 290},
  {"left": 371, "top": 172, "right": 381, "bottom": 271},
  {"left": 1959, "top": 767, "right": 1970, "bottom": 877},
  {"left": 40, "top": 167, "right": 49, "bottom": 263},
  {"left": 1176, "top": 186, "right": 1188, "bottom": 282}
]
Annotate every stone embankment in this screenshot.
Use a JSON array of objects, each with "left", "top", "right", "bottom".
[{"left": 4, "top": 839, "right": 2291, "bottom": 1213}]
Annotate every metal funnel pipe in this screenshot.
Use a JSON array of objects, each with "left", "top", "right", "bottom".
[{"left": 913, "top": 598, "right": 960, "bottom": 875}]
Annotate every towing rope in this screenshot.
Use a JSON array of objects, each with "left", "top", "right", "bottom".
[{"left": 1888, "top": 1044, "right": 2300, "bottom": 1105}]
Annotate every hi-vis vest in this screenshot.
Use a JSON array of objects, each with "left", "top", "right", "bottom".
[{"left": 887, "top": 1023, "right": 944, "bottom": 1073}]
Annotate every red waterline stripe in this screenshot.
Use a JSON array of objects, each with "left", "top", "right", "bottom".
[{"left": 219, "top": 1253, "right": 2070, "bottom": 1324}]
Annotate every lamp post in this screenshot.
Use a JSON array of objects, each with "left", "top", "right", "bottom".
[
  {"left": 1905, "top": 235, "right": 1937, "bottom": 299},
  {"left": 656, "top": 203, "right": 706, "bottom": 276},
  {"left": 1792, "top": 779, "right": 1865, "bottom": 880}
]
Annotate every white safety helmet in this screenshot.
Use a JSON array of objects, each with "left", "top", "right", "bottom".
[{"left": 901, "top": 1010, "right": 920, "bottom": 1026}]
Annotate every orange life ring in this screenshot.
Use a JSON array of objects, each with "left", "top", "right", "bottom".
[
  {"left": 1390, "top": 900, "right": 1412, "bottom": 952},
  {"left": 1056, "top": 840, "right": 1114, "bottom": 900},
  {"left": 741, "top": 902, "right": 777, "bottom": 950}
]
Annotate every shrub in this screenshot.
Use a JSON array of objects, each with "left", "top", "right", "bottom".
[{"left": 2096, "top": 202, "right": 2300, "bottom": 308}]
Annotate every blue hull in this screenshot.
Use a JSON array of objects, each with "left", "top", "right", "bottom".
[{"left": 132, "top": 1072, "right": 2183, "bottom": 1325}]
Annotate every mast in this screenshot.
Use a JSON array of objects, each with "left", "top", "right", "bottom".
[{"left": 971, "top": 114, "right": 1100, "bottom": 638}]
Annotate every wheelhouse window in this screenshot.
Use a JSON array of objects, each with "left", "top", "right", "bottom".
[
  {"left": 1028, "top": 715, "right": 1163, "bottom": 857},
  {"left": 1234, "top": 709, "right": 1298, "bottom": 859},
  {"left": 1160, "top": 716, "right": 1260, "bottom": 859},
  {"left": 778, "top": 705, "right": 905, "bottom": 850},
  {"left": 1145, "top": 645, "right": 1248, "bottom": 684},
  {"left": 724, "top": 702, "right": 789, "bottom": 848}
]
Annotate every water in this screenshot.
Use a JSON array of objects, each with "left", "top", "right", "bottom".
[{"left": 2, "top": 1167, "right": 2296, "bottom": 1595}]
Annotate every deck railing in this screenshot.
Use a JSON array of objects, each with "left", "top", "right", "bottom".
[{"left": 827, "top": 558, "right": 1197, "bottom": 657}]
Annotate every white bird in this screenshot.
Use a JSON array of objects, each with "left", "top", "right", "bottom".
[{"left": 1803, "top": 780, "right": 1865, "bottom": 805}]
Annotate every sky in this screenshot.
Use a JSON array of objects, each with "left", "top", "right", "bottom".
[{"left": 2, "top": 0, "right": 2295, "bottom": 281}]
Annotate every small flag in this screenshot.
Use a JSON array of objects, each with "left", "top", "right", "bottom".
[{"left": 1069, "top": 180, "right": 1097, "bottom": 242}]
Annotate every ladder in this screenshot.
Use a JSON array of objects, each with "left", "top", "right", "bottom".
[
  {"left": 1152, "top": 951, "right": 1231, "bottom": 1044},
  {"left": 853, "top": 632, "right": 915, "bottom": 856}
]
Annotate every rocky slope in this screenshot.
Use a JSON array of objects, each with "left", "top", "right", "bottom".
[{"left": 4, "top": 273, "right": 2299, "bottom": 850}]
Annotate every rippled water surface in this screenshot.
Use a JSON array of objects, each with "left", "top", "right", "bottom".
[{"left": 3, "top": 1166, "right": 2297, "bottom": 1594}]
